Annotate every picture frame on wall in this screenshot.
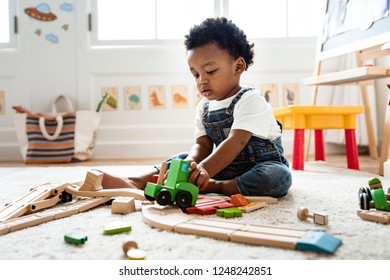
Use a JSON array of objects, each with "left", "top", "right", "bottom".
[
  {"left": 282, "top": 83, "right": 300, "bottom": 106},
  {"left": 149, "top": 85, "right": 165, "bottom": 109},
  {"left": 124, "top": 86, "right": 141, "bottom": 110},
  {"left": 261, "top": 83, "right": 279, "bottom": 108},
  {"left": 100, "top": 87, "right": 118, "bottom": 111},
  {"left": 171, "top": 85, "right": 189, "bottom": 109}
]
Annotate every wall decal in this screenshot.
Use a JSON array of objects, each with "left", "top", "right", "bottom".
[
  {"left": 45, "top": 33, "right": 59, "bottom": 43},
  {"left": 283, "top": 83, "right": 300, "bottom": 106},
  {"left": 171, "top": 85, "right": 189, "bottom": 109},
  {"left": 124, "top": 86, "right": 141, "bottom": 110},
  {"left": 60, "top": 2, "right": 73, "bottom": 12},
  {"left": 25, "top": 3, "right": 57, "bottom": 21},
  {"left": 0, "top": 91, "right": 5, "bottom": 115},
  {"left": 261, "top": 83, "right": 279, "bottom": 108},
  {"left": 149, "top": 86, "right": 165, "bottom": 109}
]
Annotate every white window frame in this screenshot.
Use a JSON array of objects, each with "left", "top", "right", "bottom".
[
  {"left": 89, "top": 0, "right": 324, "bottom": 47},
  {"left": 89, "top": 0, "right": 221, "bottom": 47},
  {"left": 0, "top": 0, "right": 17, "bottom": 50}
]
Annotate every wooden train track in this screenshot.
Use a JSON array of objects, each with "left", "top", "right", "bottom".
[
  {"left": 142, "top": 203, "right": 342, "bottom": 254},
  {"left": 0, "top": 196, "right": 110, "bottom": 235}
]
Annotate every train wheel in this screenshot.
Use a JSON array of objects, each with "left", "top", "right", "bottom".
[
  {"left": 175, "top": 191, "right": 192, "bottom": 209},
  {"left": 156, "top": 189, "right": 171, "bottom": 206},
  {"left": 359, "top": 192, "right": 370, "bottom": 210}
]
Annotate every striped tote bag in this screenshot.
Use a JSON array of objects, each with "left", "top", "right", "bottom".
[
  {"left": 24, "top": 112, "right": 76, "bottom": 163},
  {"left": 13, "top": 95, "right": 101, "bottom": 163}
]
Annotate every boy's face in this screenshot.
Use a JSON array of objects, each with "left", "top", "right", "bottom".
[{"left": 187, "top": 43, "right": 243, "bottom": 101}]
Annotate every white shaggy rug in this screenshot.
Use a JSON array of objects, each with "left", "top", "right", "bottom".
[{"left": 0, "top": 162, "right": 390, "bottom": 260}]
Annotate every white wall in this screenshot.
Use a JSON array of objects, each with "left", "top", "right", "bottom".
[{"left": 0, "top": 0, "right": 385, "bottom": 161}]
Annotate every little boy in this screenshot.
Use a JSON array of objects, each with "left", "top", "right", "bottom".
[{"left": 102, "top": 17, "right": 292, "bottom": 197}]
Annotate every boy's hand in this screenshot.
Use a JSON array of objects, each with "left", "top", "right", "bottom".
[{"left": 188, "top": 161, "right": 209, "bottom": 192}]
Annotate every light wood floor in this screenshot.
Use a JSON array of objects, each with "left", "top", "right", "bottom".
[{"left": 0, "top": 154, "right": 382, "bottom": 174}]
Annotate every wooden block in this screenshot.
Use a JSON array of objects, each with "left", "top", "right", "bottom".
[
  {"left": 64, "top": 233, "right": 88, "bottom": 245},
  {"left": 112, "top": 197, "right": 135, "bottom": 214},
  {"left": 79, "top": 170, "right": 103, "bottom": 191},
  {"left": 230, "top": 194, "right": 249, "bottom": 207},
  {"left": 313, "top": 213, "right": 329, "bottom": 225},
  {"left": 103, "top": 221, "right": 132, "bottom": 235},
  {"left": 185, "top": 198, "right": 234, "bottom": 215},
  {"left": 238, "top": 202, "right": 267, "bottom": 213},
  {"left": 246, "top": 196, "right": 278, "bottom": 204},
  {"left": 216, "top": 207, "right": 243, "bottom": 218}
]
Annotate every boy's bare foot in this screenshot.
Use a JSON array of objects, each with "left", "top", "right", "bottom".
[{"left": 202, "top": 178, "right": 239, "bottom": 196}]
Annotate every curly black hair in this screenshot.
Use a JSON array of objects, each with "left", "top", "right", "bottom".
[{"left": 184, "top": 17, "right": 255, "bottom": 70}]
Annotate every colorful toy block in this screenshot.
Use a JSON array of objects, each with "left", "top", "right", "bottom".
[
  {"left": 103, "top": 221, "right": 132, "bottom": 235},
  {"left": 230, "top": 194, "right": 249, "bottom": 206},
  {"left": 216, "top": 207, "right": 243, "bottom": 218},
  {"left": 185, "top": 198, "right": 234, "bottom": 215},
  {"left": 64, "top": 233, "right": 88, "bottom": 244}
]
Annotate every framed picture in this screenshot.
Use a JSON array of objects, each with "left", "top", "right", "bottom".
[
  {"left": 100, "top": 87, "right": 118, "bottom": 111},
  {"left": 171, "top": 85, "right": 189, "bottom": 109},
  {"left": 283, "top": 83, "right": 300, "bottom": 106},
  {"left": 0, "top": 91, "right": 5, "bottom": 115},
  {"left": 124, "top": 86, "right": 141, "bottom": 110},
  {"left": 149, "top": 85, "right": 165, "bottom": 109},
  {"left": 261, "top": 83, "right": 279, "bottom": 108}
]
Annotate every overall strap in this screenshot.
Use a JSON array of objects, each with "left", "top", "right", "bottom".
[{"left": 226, "top": 87, "right": 253, "bottom": 115}]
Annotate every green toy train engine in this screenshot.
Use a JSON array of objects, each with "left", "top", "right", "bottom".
[
  {"left": 144, "top": 159, "right": 199, "bottom": 209},
  {"left": 359, "top": 177, "right": 390, "bottom": 211}
]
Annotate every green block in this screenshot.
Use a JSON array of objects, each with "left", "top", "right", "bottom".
[
  {"left": 64, "top": 233, "right": 88, "bottom": 245},
  {"left": 216, "top": 207, "right": 243, "bottom": 218},
  {"left": 103, "top": 221, "right": 132, "bottom": 235}
]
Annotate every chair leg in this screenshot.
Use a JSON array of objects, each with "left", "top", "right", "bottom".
[
  {"left": 345, "top": 129, "right": 360, "bottom": 170},
  {"left": 314, "top": 129, "right": 325, "bottom": 161},
  {"left": 292, "top": 129, "right": 305, "bottom": 170}
]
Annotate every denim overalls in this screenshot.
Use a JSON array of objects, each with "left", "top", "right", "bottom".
[{"left": 164, "top": 87, "right": 292, "bottom": 197}]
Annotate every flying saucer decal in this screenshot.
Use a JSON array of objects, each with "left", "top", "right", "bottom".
[{"left": 25, "top": 3, "right": 57, "bottom": 21}]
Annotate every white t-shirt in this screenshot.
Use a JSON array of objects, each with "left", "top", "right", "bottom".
[{"left": 194, "top": 87, "right": 281, "bottom": 140}]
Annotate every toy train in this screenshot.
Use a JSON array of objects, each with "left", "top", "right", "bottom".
[{"left": 144, "top": 159, "right": 199, "bottom": 209}]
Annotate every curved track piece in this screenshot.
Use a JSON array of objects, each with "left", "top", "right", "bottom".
[{"left": 142, "top": 203, "right": 341, "bottom": 254}]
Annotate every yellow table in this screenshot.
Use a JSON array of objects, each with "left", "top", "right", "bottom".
[{"left": 273, "top": 105, "right": 364, "bottom": 170}]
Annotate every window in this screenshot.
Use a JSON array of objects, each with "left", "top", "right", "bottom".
[
  {"left": 0, "top": 0, "right": 16, "bottom": 49},
  {"left": 90, "top": 0, "right": 324, "bottom": 46},
  {"left": 92, "top": 0, "right": 215, "bottom": 44}
]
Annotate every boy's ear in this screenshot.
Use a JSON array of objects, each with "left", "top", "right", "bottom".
[{"left": 234, "top": 57, "right": 246, "bottom": 75}]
